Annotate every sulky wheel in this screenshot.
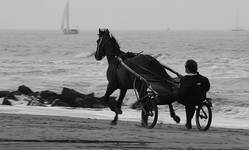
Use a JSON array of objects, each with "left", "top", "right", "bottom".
[
  {"left": 141, "top": 99, "right": 158, "bottom": 129},
  {"left": 196, "top": 102, "right": 212, "bottom": 131}
]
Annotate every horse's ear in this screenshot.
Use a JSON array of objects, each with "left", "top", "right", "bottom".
[
  {"left": 99, "top": 28, "right": 101, "bottom": 34},
  {"left": 106, "top": 29, "right": 109, "bottom": 34}
]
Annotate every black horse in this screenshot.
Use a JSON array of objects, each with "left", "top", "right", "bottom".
[{"left": 95, "top": 28, "right": 180, "bottom": 125}]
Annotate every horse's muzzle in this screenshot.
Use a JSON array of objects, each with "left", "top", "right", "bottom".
[{"left": 95, "top": 52, "right": 103, "bottom": 61}]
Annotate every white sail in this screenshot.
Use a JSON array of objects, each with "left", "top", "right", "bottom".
[
  {"left": 61, "top": 1, "right": 68, "bottom": 30},
  {"left": 232, "top": 9, "right": 244, "bottom": 31},
  {"left": 61, "top": 1, "right": 79, "bottom": 34}
]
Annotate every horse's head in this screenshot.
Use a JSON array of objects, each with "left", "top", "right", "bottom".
[{"left": 95, "top": 28, "right": 120, "bottom": 61}]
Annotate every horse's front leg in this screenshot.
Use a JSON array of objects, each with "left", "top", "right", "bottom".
[
  {"left": 103, "top": 84, "right": 118, "bottom": 112},
  {"left": 110, "top": 89, "right": 127, "bottom": 126},
  {"left": 169, "top": 103, "right": 180, "bottom": 123},
  {"left": 103, "top": 84, "right": 121, "bottom": 125}
]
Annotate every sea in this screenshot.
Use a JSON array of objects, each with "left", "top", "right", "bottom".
[{"left": 0, "top": 30, "right": 249, "bottom": 129}]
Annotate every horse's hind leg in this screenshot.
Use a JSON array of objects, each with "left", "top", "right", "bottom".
[
  {"left": 116, "top": 89, "right": 127, "bottom": 115},
  {"left": 111, "top": 113, "right": 118, "bottom": 125},
  {"left": 169, "top": 103, "right": 180, "bottom": 123}
]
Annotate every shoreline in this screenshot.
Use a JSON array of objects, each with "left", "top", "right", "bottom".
[
  {"left": 1, "top": 105, "right": 249, "bottom": 130},
  {"left": 0, "top": 113, "right": 249, "bottom": 150}
]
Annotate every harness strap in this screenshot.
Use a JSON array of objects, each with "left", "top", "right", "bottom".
[
  {"left": 161, "top": 64, "right": 183, "bottom": 78},
  {"left": 116, "top": 57, "right": 156, "bottom": 94}
]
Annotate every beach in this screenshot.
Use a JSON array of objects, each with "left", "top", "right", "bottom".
[
  {"left": 0, "top": 113, "right": 249, "bottom": 150},
  {"left": 1, "top": 0, "right": 249, "bottom": 149}
]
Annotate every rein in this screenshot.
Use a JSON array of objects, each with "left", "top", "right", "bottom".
[
  {"left": 161, "top": 64, "right": 183, "bottom": 78},
  {"left": 117, "top": 56, "right": 180, "bottom": 87},
  {"left": 116, "top": 57, "right": 156, "bottom": 93},
  {"left": 98, "top": 34, "right": 181, "bottom": 86}
]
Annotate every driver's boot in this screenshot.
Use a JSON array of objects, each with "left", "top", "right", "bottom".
[{"left": 185, "top": 106, "right": 195, "bottom": 129}]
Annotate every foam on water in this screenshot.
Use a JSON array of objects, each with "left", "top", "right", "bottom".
[{"left": 0, "top": 105, "right": 248, "bottom": 129}]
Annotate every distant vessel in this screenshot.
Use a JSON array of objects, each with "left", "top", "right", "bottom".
[
  {"left": 61, "top": 1, "right": 79, "bottom": 34},
  {"left": 232, "top": 9, "right": 245, "bottom": 31}
]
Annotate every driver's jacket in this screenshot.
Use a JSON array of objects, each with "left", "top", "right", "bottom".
[{"left": 178, "top": 73, "right": 210, "bottom": 106}]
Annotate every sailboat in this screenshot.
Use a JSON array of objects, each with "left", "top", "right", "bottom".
[
  {"left": 61, "top": 1, "right": 79, "bottom": 34},
  {"left": 232, "top": 9, "right": 245, "bottom": 31}
]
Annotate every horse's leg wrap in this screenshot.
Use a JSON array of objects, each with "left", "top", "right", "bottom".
[
  {"left": 103, "top": 84, "right": 120, "bottom": 113},
  {"left": 111, "top": 113, "right": 118, "bottom": 125},
  {"left": 116, "top": 89, "right": 127, "bottom": 114},
  {"left": 169, "top": 104, "right": 180, "bottom": 123}
]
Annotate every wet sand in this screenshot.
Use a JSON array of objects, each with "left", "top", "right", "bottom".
[{"left": 0, "top": 113, "right": 249, "bottom": 150}]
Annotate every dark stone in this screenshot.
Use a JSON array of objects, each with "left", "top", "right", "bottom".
[
  {"left": 61, "top": 87, "right": 88, "bottom": 107},
  {"left": 60, "top": 87, "right": 111, "bottom": 108},
  {"left": 74, "top": 97, "right": 105, "bottom": 108},
  {"left": 10, "top": 91, "right": 22, "bottom": 95},
  {"left": 40, "top": 90, "right": 61, "bottom": 104},
  {"left": 51, "top": 99, "right": 70, "bottom": 107},
  {"left": 18, "top": 85, "right": 34, "bottom": 95},
  {"left": 2, "top": 98, "right": 11, "bottom": 105},
  {"left": 0, "top": 91, "right": 10, "bottom": 98},
  {"left": 5, "top": 91, "right": 22, "bottom": 101},
  {"left": 27, "top": 98, "right": 46, "bottom": 107},
  {"left": 1, "top": 86, "right": 115, "bottom": 109}
]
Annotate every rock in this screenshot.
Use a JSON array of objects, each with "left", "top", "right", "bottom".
[
  {"left": 18, "top": 85, "right": 34, "bottom": 95},
  {"left": 51, "top": 99, "right": 70, "bottom": 107},
  {"left": 60, "top": 87, "right": 87, "bottom": 107},
  {"left": 13, "top": 94, "right": 34, "bottom": 106},
  {"left": 6, "top": 92, "right": 19, "bottom": 100},
  {"left": 74, "top": 97, "right": 105, "bottom": 108},
  {"left": 39, "top": 90, "right": 61, "bottom": 104},
  {"left": 0, "top": 91, "right": 18, "bottom": 100},
  {"left": 1, "top": 86, "right": 116, "bottom": 109},
  {"left": 60, "top": 87, "right": 110, "bottom": 108},
  {"left": 27, "top": 97, "right": 46, "bottom": 107},
  {"left": 2, "top": 98, "right": 11, "bottom": 105},
  {"left": 0, "top": 91, "right": 11, "bottom": 98}
]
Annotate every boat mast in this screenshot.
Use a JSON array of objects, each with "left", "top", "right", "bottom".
[
  {"left": 66, "top": 1, "right": 70, "bottom": 30},
  {"left": 235, "top": 9, "right": 239, "bottom": 30},
  {"left": 61, "top": 0, "right": 78, "bottom": 34}
]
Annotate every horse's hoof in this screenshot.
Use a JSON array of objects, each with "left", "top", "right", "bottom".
[
  {"left": 116, "top": 108, "right": 123, "bottom": 114},
  {"left": 111, "top": 120, "right": 117, "bottom": 125},
  {"left": 174, "top": 116, "right": 181, "bottom": 124},
  {"left": 110, "top": 105, "right": 122, "bottom": 114}
]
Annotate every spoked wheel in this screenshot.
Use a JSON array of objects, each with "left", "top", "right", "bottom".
[
  {"left": 196, "top": 103, "right": 212, "bottom": 131},
  {"left": 141, "top": 100, "right": 158, "bottom": 129}
]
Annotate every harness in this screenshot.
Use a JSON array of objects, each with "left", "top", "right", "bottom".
[{"left": 97, "top": 33, "right": 181, "bottom": 88}]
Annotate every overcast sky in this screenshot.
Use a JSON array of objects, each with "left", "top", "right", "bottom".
[{"left": 0, "top": 0, "right": 249, "bottom": 30}]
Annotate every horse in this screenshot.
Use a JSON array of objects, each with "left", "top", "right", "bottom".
[{"left": 94, "top": 28, "right": 180, "bottom": 125}]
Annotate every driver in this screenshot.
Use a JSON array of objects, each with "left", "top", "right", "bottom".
[{"left": 178, "top": 59, "right": 210, "bottom": 129}]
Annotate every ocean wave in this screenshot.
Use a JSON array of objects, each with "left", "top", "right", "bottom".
[{"left": 74, "top": 51, "right": 95, "bottom": 58}]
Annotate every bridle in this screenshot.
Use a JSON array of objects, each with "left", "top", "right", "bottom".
[
  {"left": 96, "top": 33, "right": 120, "bottom": 59},
  {"left": 95, "top": 30, "right": 122, "bottom": 61},
  {"left": 96, "top": 35, "right": 111, "bottom": 56}
]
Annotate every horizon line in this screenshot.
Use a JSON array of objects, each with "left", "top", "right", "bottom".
[{"left": 0, "top": 28, "right": 247, "bottom": 32}]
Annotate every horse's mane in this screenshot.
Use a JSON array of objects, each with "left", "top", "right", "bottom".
[
  {"left": 109, "top": 34, "right": 120, "bottom": 50},
  {"left": 109, "top": 34, "right": 142, "bottom": 60},
  {"left": 105, "top": 30, "right": 140, "bottom": 60}
]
